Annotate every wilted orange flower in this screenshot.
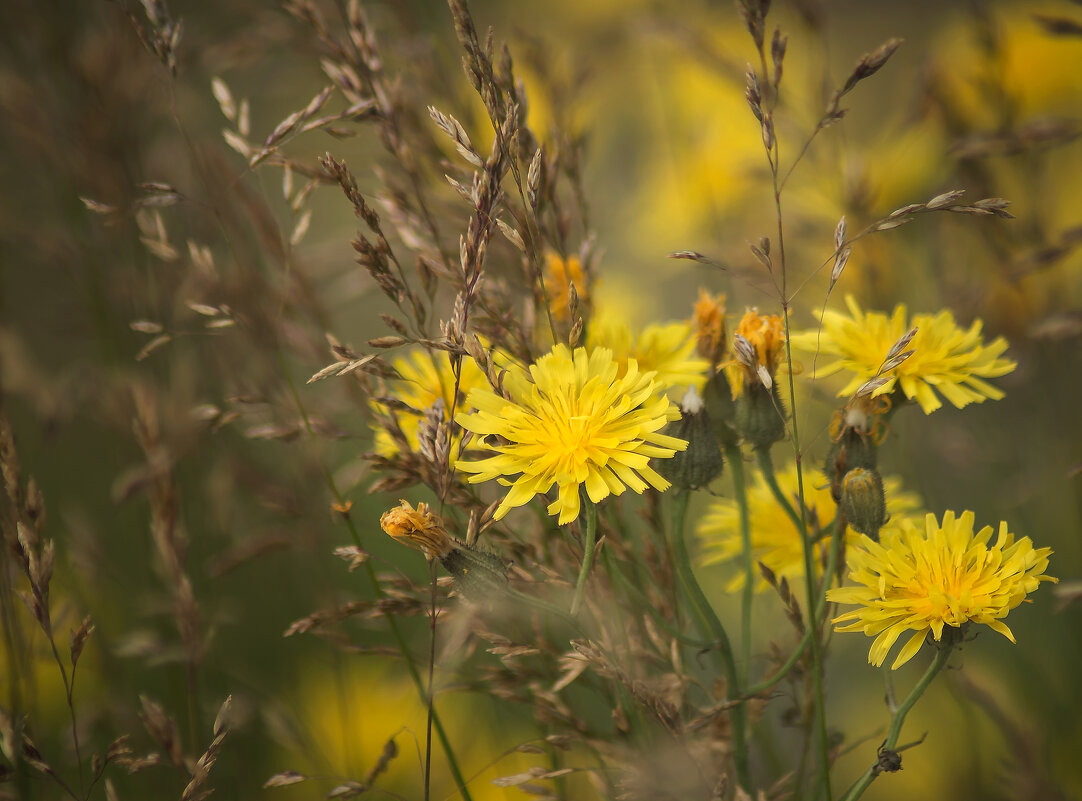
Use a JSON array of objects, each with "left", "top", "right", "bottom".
[
  {"left": 380, "top": 500, "right": 453, "bottom": 557},
  {"left": 692, "top": 289, "right": 727, "bottom": 364}
]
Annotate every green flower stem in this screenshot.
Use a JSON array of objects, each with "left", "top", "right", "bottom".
[
  {"left": 277, "top": 349, "right": 474, "bottom": 801},
  {"left": 602, "top": 546, "right": 715, "bottom": 648},
  {"left": 726, "top": 445, "right": 755, "bottom": 687},
  {"left": 755, "top": 447, "right": 805, "bottom": 535},
  {"left": 742, "top": 518, "right": 841, "bottom": 699},
  {"left": 670, "top": 489, "right": 751, "bottom": 791},
  {"left": 837, "top": 642, "right": 955, "bottom": 801},
  {"left": 570, "top": 497, "right": 599, "bottom": 616}
]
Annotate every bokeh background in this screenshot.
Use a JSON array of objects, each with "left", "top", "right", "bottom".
[{"left": 2, "top": 0, "right": 1080, "bottom": 799}]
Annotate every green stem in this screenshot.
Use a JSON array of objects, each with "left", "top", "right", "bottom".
[
  {"left": 277, "top": 349, "right": 474, "bottom": 801},
  {"left": 603, "top": 548, "right": 714, "bottom": 648},
  {"left": 670, "top": 489, "right": 750, "bottom": 791},
  {"left": 569, "top": 498, "right": 598, "bottom": 616},
  {"left": 755, "top": 447, "right": 804, "bottom": 534},
  {"left": 837, "top": 643, "right": 955, "bottom": 801},
  {"left": 726, "top": 446, "right": 754, "bottom": 687},
  {"left": 742, "top": 518, "right": 841, "bottom": 698}
]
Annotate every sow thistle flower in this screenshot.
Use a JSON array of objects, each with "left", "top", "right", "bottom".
[
  {"left": 698, "top": 461, "right": 922, "bottom": 592},
  {"left": 587, "top": 316, "right": 710, "bottom": 394},
  {"left": 371, "top": 349, "right": 489, "bottom": 463},
  {"left": 828, "top": 510, "right": 1056, "bottom": 669},
  {"left": 792, "top": 294, "right": 1016, "bottom": 414},
  {"left": 455, "top": 344, "right": 688, "bottom": 525}
]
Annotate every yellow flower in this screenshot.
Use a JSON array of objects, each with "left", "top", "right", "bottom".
[
  {"left": 543, "top": 252, "right": 587, "bottom": 322},
  {"left": 588, "top": 317, "right": 710, "bottom": 394},
  {"left": 455, "top": 344, "right": 687, "bottom": 525},
  {"left": 791, "top": 295, "right": 1016, "bottom": 414},
  {"left": 697, "top": 461, "right": 922, "bottom": 593},
  {"left": 726, "top": 309, "right": 786, "bottom": 396},
  {"left": 828, "top": 511, "right": 1056, "bottom": 669},
  {"left": 371, "top": 349, "right": 489, "bottom": 462},
  {"left": 380, "top": 499, "right": 453, "bottom": 558},
  {"left": 692, "top": 288, "right": 727, "bottom": 365}
]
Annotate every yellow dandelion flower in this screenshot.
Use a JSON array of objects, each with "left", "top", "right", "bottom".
[
  {"left": 371, "top": 349, "right": 489, "bottom": 462},
  {"left": 455, "top": 344, "right": 688, "bottom": 525},
  {"left": 692, "top": 288, "right": 728, "bottom": 365},
  {"left": 588, "top": 317, "right": 710, "bottom": 394},
  {"left": 725, "top": 309, "right": 786, "bottom": 396},
  {"left": 828, "top": 511, "right": 1056, "bottom": 669},
  {"left": 544, "top": 252, "right": 587, "bottom": 322},
  {"left": 791, "top": 295, "right": 1016, "bottom": 414},
  {"left": 379, "top": 499, "right": 453, "bottom": 558},
  {"left": 697, "top": 461, "right": 922, "bottom": 592}
]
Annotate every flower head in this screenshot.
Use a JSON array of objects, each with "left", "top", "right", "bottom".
[
  {"left": 380, "top": 500, "right": 454, "bottom": 558},
  {"left": 726, "top": 309, "right": 786, "bottom": 396},
  {"left": 455, "top": 344, "right": 688, "bottom": 524},
  {"left": 791, "top": 295, "right": 1016, "bottom": 414},
  {"left": 587, "top": 317, "right": 710, "bottom": 394},
  {"left": 371, "top": 349, "right": 489, "bottom": 463},
  {"left": 692, "top": 289, "right": 728, "bottom": 365},
  {"left": 698, "top": 461, "right": 922, "bottom": 592},
  {"left": 828, "top": 510, "right": 1056, "bottom": 669},
  {"left": 544, "top": 252, "right": 587, "bottom": 322}
]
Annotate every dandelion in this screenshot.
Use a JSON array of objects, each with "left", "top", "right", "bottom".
[
  {"left": 698, "top": 461, "right": 922, "bottom": 592},
  {"left": 828, "top": 510, "right": 1056, "bottom": 669},
  {"left": 587, "top": 317, "right": 710, "bottom": 394},
  {"left": 692, "top": 288, "right": 728, "bottom": 365},
  {"left": 455, "top": 344, "right": 688, "bottom": 525},
  {"left": 544, "top": 252, "right": 587, "bottom": 322},
  {"left": 791, "top": 294, "right": 1016, "bottom": 414},
  {"left": 371, "top": 349, "right": 489, "bottom": 462}
]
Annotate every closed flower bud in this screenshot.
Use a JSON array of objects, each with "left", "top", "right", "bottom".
[
  {"left": 840, "top": 467, "right": 886, "bottom": 537},
  {"left": 658, "top": 387, "right": 725, "bottom": 489},
  {"left": 439, "top": 544, "right": 509, "bottom": 599},
  {"left": 736, "top": 382, "right": 786, "bottom": 450}
]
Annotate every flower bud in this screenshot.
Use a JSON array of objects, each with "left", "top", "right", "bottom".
[
  {"left": 658, "top": 387, "right": 725, "bottom": 489},
  {"left": 839, "top": 467, "right": 886, "bottom": 537},
  {"left": 736, "top": 382, "right": 786, "bottom": 450},
  {"left": 439, "top": 544, "right": 509, "bottom": 599}
]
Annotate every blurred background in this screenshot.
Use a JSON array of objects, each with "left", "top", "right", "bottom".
[{"left": 1, "top": 0, "right": 1080, "bottom": 798}]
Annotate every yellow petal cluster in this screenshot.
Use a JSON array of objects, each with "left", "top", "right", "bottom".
[
  {"left": 371, "top": 349, "right": 489, "bottom": 462},
  {"left": 828, "top": 511, "right": 1056, "bottom": 669},
  {"left": 697, "top": 461, "right": 922, "bottom": 592},
  {"left": 588, "top": 317, "right": 710, "bottom": 394},
  {"left": 455, "top": 344, "right": 688, "bottom": 525},
  {"left": 792, "top": 295, "right": 1016, "bottom": 414}
]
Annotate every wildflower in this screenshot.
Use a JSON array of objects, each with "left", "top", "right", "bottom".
[
  {"left": 727, "top": 309, "right": 786, "bottom": 395},
  {"left": 588, "top": 317, "right": 710, "bottom": 395},
  {"left": 791, "top": 295, "right": 1016, "bottom": 414},
  {"left": 380, "top": 500, "right": 453, "bottom": 558},
  {"left": 455, "top": 344, "right": 688, "bottom": 525},
  {"left": 728, "top": 309, "right": 788, "bottom": 448},
  {"left": 828, "top": 511, "right": 1057, "bottom": 669},
  {"left": 543, "top": 252, "right": 587, "bottom": 322},
  {"left": 698, "top": 461, "right": 922, "bottom": 592},
  {"left": 692, "top": 288, "right": 728, "bottom": 366},
  {"left": 370, "top": 349, "right": 488, "bottom": 462}
]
